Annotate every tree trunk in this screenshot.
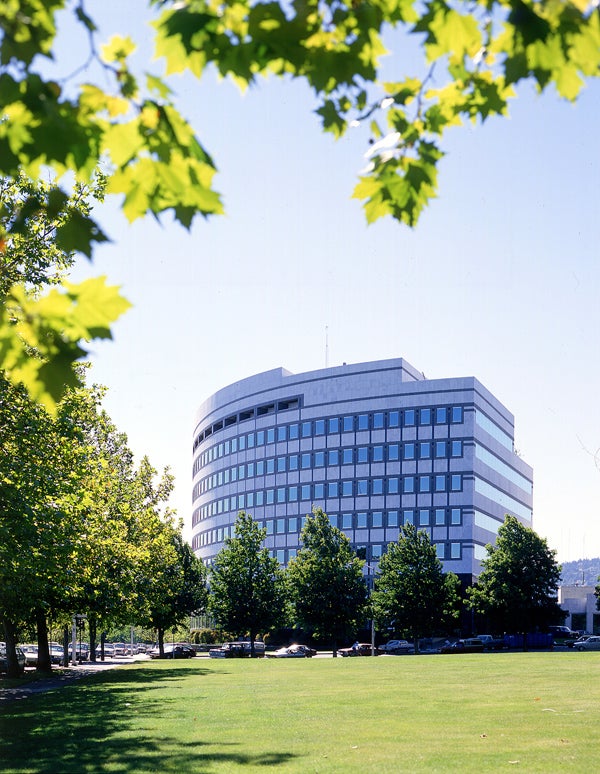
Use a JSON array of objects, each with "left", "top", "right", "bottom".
[
  {"left": 250, "top": 628, "right": 256, "bottom": 658},
  {"left": 331, "top": 638, "right": 337, "bottom": 657},
  {"left": 3, "top": 619, "right": 22, "bottom": 678},
  {"left": 157, "top": 627, "right": 165, "bottom": 656},
  {"left": 63, "top": 626, "right": 71, "bottom": 667},
  {"left": 35, "top": 609, "right": 52, "bottom": 673}
]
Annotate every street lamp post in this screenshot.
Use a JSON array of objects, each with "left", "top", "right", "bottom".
[{"left": 363, "top": 563, "right": 378, "bottom": 657}]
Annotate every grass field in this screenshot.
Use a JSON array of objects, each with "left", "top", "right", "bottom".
[{"left": 1, "top": 652, "right": 599, "bottom": 773}]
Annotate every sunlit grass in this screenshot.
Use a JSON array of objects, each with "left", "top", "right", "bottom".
[{"left": 1, "top": 652, "right": 599, "bottom": 772}]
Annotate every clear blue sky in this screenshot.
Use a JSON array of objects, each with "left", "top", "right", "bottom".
[{"left": 58, "top": 2, "right": 600, "bottom": 563}]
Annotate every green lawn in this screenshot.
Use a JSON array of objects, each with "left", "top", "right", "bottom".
[{"left": 1, "top": 652, "right": 599, "bottom": 773}]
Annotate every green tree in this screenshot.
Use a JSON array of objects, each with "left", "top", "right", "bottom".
[
  {"left": 138, "top": 525, "right": 208, "bottom": 655},
  {"left": 286, "top": 507, "right": 368, "bottom": 656},
  {"left": 0, "top": 173, "right": 129, "bottom": 411},
  {"left": 467, "top": 515, "right": 563, "bottom": 644},
  {"left": 371, "top": 523, "right": 461, "bottom": 653},
  {"left": 1, "top": 1, "right": 599, "bottom": 403},
  {"left": 208, "top": 511, "right": 286, "bottom": 656}
]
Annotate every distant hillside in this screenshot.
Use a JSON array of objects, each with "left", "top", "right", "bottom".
[{"left": 560, "top": 558, "right": 600, "bottom": 587}]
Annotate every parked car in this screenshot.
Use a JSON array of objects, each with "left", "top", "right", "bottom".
[
  {"left": 0, "top": 645, "right": 26, "bottom": 675},
  {"left": 440, "top": 638, "right": 484, "bottom": 654},
  {"left": 266, "top": 644, "right": 316, "bottom": 658},
  {"left": 149, "top": 643, "right": 197, "bottom": 659},
  {"left": 378, "top": 639, "right": 414, "bottom": 654},
  {"left": 547, "top": 626, "right": 579, "bottom": 645},
  {"left": 209, "top": 641, "right": 266, "bottom": 658},
  {"left": 477, "top": 634, "right": 506, "bottom": 651},
  {"left": 339, "top": 643, "right": 378, "bottom": 657},
  {"left": 68, "top": 643, "right": 89, "bottom": 661},
  {"left": 574, "top": 635, "right": 600, "bottom": 651},
  {"left": 567, "top": 634, "right": 591, "bottom": 648},
  {"left": 21, "top": 644, "right": 39, "bottom": 667},
  {"left": 50, "top": 645, "right": 65, "bottom": 665}
]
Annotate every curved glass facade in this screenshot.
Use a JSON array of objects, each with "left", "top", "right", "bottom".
[{"left": 191, "top": 359, "right": 533, "bottom": 582}]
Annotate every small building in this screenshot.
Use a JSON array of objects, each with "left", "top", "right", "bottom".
[{"left": 558, "top": 585, "right": 599, "bottom": 633}]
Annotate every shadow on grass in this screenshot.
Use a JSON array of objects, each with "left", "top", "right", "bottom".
[{"left": 0, "top": 664, "right": 299, "bottom": 772}]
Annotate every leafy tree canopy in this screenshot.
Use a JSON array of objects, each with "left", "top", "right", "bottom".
[
  {"left": 1, "top": 0, "right": 598, "bottom": 402},
  {"left": 286, "top": 507, "right": 368, "bottom": 653},
  {"left": 467, "top": 515, "right": 563, "bottom": 634},
  {"left": 372, "top": 522, "right": 460, "bottom": 650},
  {"left": 208, "top": 511, "right": 287, "bottom": 653}
]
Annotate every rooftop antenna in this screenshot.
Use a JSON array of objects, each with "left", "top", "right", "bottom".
[{"left": 325, "top": 325, "right": 329, "bottom": 368}]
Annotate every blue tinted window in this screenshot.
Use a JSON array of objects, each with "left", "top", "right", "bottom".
[
  {"left": 419, "top": 442, "right": 431, "bottom": 459},
  {"left": 434, "top": 474, "right": 445, "bottom": 492},
  {"left": 289, "top": 486, "right": 298, "bottom": 502},
  {"left": 388, "top": 444, "right": 399, "bottom": 461},
  {"left": 277, "top": 488, "right": 286, "bottom": 504},
  {"left": 267, "top": 428, "right": 275, "bottom": 444},
  {"left": 403, "top": 443, "right": 415, "bottom": 460},
  {"left": 357, "top": 512, "right": 368, "bottom": 528},
  {"left": 247, "top": 462, "right": 254, "bottom": 477},
  {"left": 343, "top": 416, "right": 354, "bottom": 432},
  {"left": 314, "top": 451, "right": 325, "bottom": 467},
  {"left": 266, "top": 458, "right": 275, "bottom": 474},
  {"left": 435, "top": 441, "right": 446, "bottom": 458},
  {"left": 256, "top": 460, "right": 265, "bottom": 476},
  {"left": 288, "top": 455, "right": 298, "bottom": 471},
  {"left": 373, "top": 412, "right": 384, "bottom": 429},
  {"left": 388, "top": 477, "right": 399, "bottom": 494},
  {"left": 328, "top": 417, "right": 340, "bottom": 433},
  {"left": 403, "top": 476, "right": 415, "bottom": 494},
  {"left": 277, "top": 517, "right": 286, "bottom": 532},
  {"left": 301, "top": 421, "right": 312, "bottom": 438},
  {"left": 256, "top": 431, "right": 264, "bottom": 446},
  {"left": 277, "top": 426, "right": 286, "bottom": 442},
  {"left": 451, "top": 508, "right": 461, "bottom": 524},
  {"left": 328, "top": 449, "right": 340, "bottom": 466},
  {"left": 419, "top": 408, "right": 431, "bottom": 425},
  {"left": 435, "top": 508, "right": 445, "bottom": 525},
  {"left": 301, "top": 453, "right": 311, "bottom": 469},
  {"left": 357, "top": 447, "right": 368, "bottom": 464},
  {"left": 451, "top": 406, "right": 463, "bottom": 423},
  {"left": 266, "top": 519, "right": 274, "bottom": 535},
  {"left": 451, "top": 475, "right": 462, "bottom": 491},
  {"left": 404, "top": 409, "right": 415, "bottom": 426},
  {"left": 403, "top": 509, "right": 414, "bottom": 525},
  {"left": 387, "top": 510, "right": 399, "bottom": 527},
  {"left": 301, "top": 484, "right": 311, "bottom": 500},
  {"left": 357, "top": 479, "right": 368, "bottom": 495},
  {"left": 372, "top": 511, "right": 383, "bottom": 527},
  {"left": 372, "top": 478, "right": 384, "bottom": 495},
  {"left": 342, "top": 513, "right": 353, "bottom": 529},
  {"left": 389, "top": 411, "right": 400, "bottom": 428},
  {"left": 342, "top": 448, "right": 353, "bottom": 465},
  {"left": 419, "top": 476, "right": 430, "bottom": 493},
  {"left": 419, "top": 509, "right": 430, "bottom": 526},
  {"left": 451, "top": 440, "right": 462, "bottom": 457},
  {"left": 288, "top": 517, "right": 298, "bottom": 531},
  {"left": 255, "top": 491, "right": 264, "bottom": 506},
  {"left": 277, "top": 457, "right": 286, "bottom": 472},
  {"left": 247, "top": 433, "right": 255, "bottom": 448},
  {"left": 435, "top": 407, "right": 447, "bottom": 424},
  {"left": 266, "top": 489, "right": 275, "bottom": 504},
  {"left": 289, "top": 424, "right": 299, "bottom": 440},
  {"left": 342, "top": 480, "right": 353, "bottom": 496},
  {"left": 327, "top": 482, "right": 338, "bottom": 497},
  {"left": 315, "top": 419, "right": 326, "bottom": 435},
  {"left": 314, "top": 483, "right": 325, "bottom": 499},
  {"left": 358, "top": 414, "right": 369, "bottom": 431},
  {"left": 373, "top": 445, "right": 384, "bottom": 462},
  {"left": 231, "top": 437, "right": 238, "bottom": 452}
]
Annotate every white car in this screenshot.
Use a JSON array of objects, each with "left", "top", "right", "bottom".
[
  {"left": 266, "top": 645, "right": 316, "bottom": 658},
  {"left": 378, "top": 639, "right": 414, "bottom": 654},
  {"left": 574, "top": 635, "right": 600, "bottom": 651}
]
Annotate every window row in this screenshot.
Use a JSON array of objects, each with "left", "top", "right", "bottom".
[
  {"left": 193, "top": 474, "right": 464, "bottom": 521},
  {"left": 194, "top": 405, "right": 465, "bottom": 472},
  {"left": 195, "top": 440, "right": 464, "bottom": 491}
]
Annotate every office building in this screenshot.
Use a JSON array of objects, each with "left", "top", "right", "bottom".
[{"left": 191, "top": 358, "right": 533, "bottom": 586}]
